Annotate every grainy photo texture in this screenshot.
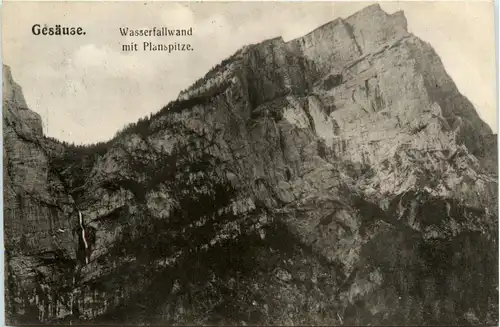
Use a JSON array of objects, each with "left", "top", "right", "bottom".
[{"left": 2, "top": 1, "right": 498, "bottom": 325}]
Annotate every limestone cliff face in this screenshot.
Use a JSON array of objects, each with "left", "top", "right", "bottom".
[
  {"left": 4, "top": 4, "right": 498, "bottom": 326},
  {"left": 3, "top": 65, "right": 78, "bottom": 323}
]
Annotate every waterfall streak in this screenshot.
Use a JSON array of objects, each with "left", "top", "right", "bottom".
[{"left": 78, "top": 211, "right": 89, "bottom": 264}]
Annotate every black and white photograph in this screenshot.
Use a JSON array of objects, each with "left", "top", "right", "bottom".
[{"left": 2, "top": 1, "right": 498, "bottom": 325}]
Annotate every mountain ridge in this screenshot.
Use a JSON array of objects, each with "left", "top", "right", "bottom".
[{"left": 4, "top": 4, "right": 498, "bottom": 326}]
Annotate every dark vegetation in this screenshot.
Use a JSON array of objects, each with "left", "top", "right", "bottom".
[
  {"left": 107, "top": 125, "right": 242, "bottom": 261},
  {"left": 336, "top": 160, "right": 376, "bottom": 181},
  {"left": 41, "top": 44, "right": 247, "bottom": 184},
  {"left": 75, "top": 119, "right": 344, "bottom": 325},
  {"left": 322, "top": 73, "right": 343, "bottom": 90},
  {"left": 344, "top": 188, "right": 498, "bottom": 325},
  {"left": 23, "top": 32, "right": 497, "bottom": 326},
  {"left": 114, "top": 80, "right": 232, "bottom": 141},
  {"left": 45, "top": 78, "right": 232, "bottom": 198},
  {"left": 5, "top": 256, "right": 76, "bottom": 326},
  {"left": 186, "top": 49, "right": 241, "bottom": 91},
  {"left": 41, "top": 41, "right": 269, "bottom": 194},
  {"left": 47, "top": 138, "right": 109, "bottom": 192},
  {"left": 349, "top": 228, "right": 498, "bottom": 326},
  {"left": 94, "top": 220, "right": 344, "bottom": 325},
  {"left": 45, "top": 81, "right": 230, "bottom": 160}
]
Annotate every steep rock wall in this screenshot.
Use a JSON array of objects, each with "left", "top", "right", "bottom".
[
  {"left": 3, "top": 65, "right": 79, "bottom": 324},
  {"left": 3, "top": 4, "right": 498, "bottom": 326}
]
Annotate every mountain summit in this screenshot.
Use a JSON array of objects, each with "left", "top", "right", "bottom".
[{"left": 4, "top": 5, "right": 498, "bottom": 326}]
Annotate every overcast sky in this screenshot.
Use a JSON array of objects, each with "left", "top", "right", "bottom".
[{"left": 2, "top": 1, "right": 497, "bottom": 144}]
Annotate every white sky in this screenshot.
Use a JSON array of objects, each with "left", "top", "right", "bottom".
[{"left": 2, "top": 1, "right": 497, "bottom": 144}]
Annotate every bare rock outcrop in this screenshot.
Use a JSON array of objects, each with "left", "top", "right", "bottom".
[
  {"left": 4, "top": 4, "right": 498, "bottom": 326},
  {"left": 3, "top": 65, "right": 79, "bottom": 324}
]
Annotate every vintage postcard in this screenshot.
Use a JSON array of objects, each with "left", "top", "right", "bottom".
[{"left": 2, "top": 1, "right": 498, "bottom": 325}]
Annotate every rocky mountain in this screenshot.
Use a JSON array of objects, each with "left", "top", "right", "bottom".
[{"left": 4, "top": 4, "right": 498, "bottom": 326}]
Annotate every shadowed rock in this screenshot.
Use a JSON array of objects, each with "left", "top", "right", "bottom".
[{"left": 3, "top": 4, "right": 498, "bottom": 326}]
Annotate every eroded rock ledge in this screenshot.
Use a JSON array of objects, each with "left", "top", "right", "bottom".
[{"left": 4, "top": 4, "right": 498, "bottom": 326}]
